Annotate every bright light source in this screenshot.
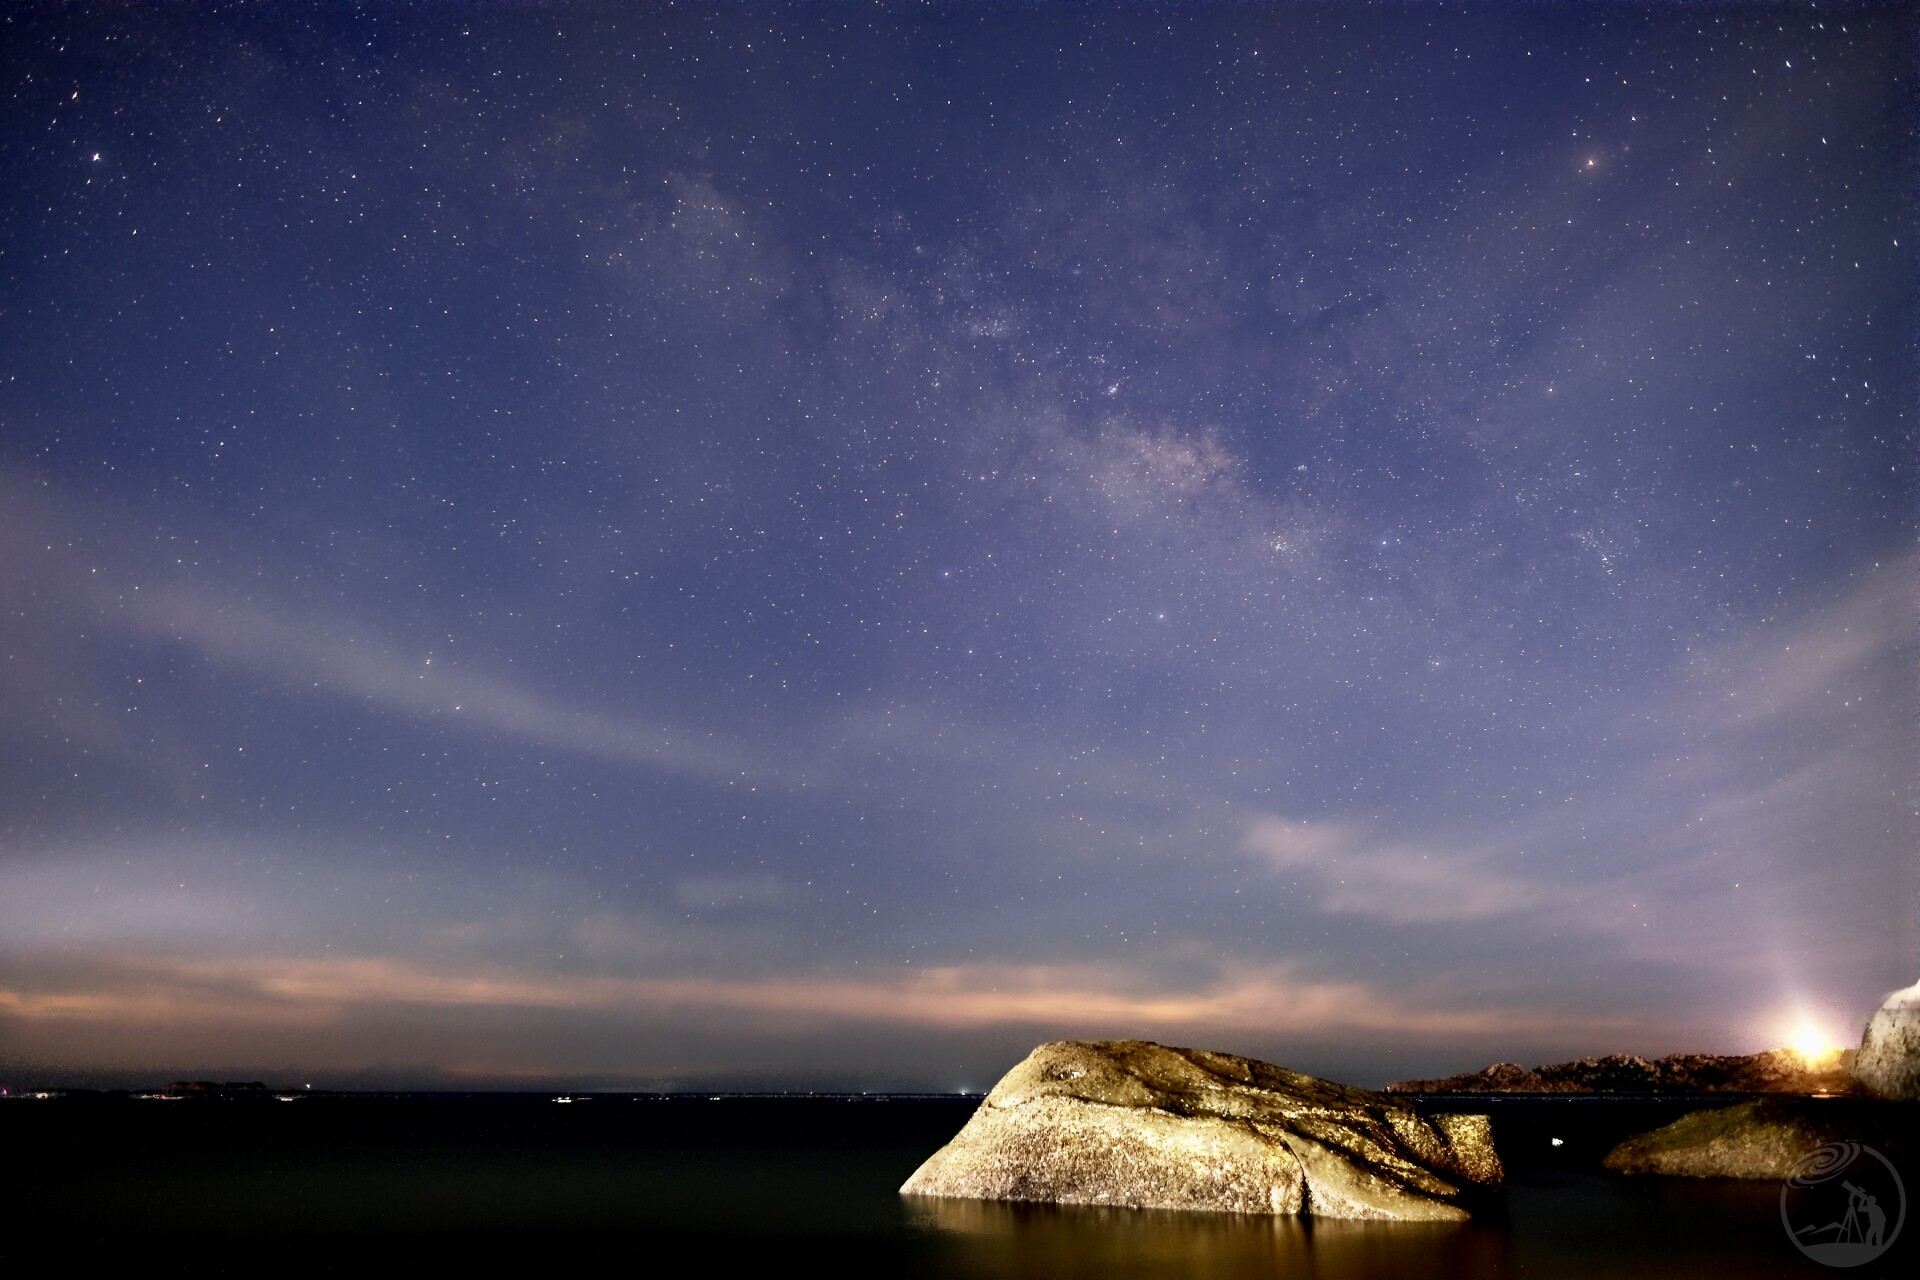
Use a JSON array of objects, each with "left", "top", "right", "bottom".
[{"left": 1790, "top": 1023, "right": 1839, "bottom": 1066}]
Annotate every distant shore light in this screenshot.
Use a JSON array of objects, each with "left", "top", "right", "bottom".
[{"left": 1789, "top": 1022, "right": 1840, "bottom": 1066}]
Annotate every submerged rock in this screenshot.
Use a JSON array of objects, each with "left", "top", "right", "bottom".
[
  {"left": 1602, "top": 1100, "right": 1841, "bottom": 1179},
  {"left": 1853, "top": 980, "right": 1920, "bottom": 1101},
  {"left": 899, "top": 1039, "right": 1501, "bottom": 1220}
]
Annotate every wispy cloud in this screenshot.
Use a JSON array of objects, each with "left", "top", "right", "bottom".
[
  {"left": 121, "top": 585, "right": 795, "bottom": 789},
  {"left": 1224, "top": 550, "right": 1915, "bottom": 1025},
  {"left": 1244, "top": 814, "right": 1543, "bottom": 924},
  {"left": 0, "top": 946, "right": 1604, "bottom": 1046},
  {"left": 0, "top": 467, "right": 799, "bottom": 796},
  {"left": 673, "top": 874, "right": 789, "bottom": 912},
  {"left": 1699, "top": 554, "right": 1912, "bottom": 727}
]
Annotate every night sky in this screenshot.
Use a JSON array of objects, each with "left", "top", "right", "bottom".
[{"left": 2, "top": 3, "right": 1913, "bottom": 1091}]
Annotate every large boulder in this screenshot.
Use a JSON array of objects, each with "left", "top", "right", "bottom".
[
  {"left": 1602, "top": 1100, "right": 1840, "bottom": 1178},
  {"left": 1853, "top": 980, "right": 1920, "bottom": 1101},
  {"left": 899, "top": 1039, "right": 1502, "bottom": 1220}
]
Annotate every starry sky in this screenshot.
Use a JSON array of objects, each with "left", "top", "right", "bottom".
[{"left": 1, "top": 3, "right": 1914, "bottom": 1091}]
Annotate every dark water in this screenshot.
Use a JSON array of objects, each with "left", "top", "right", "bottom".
[{"left": 6, "top": 1094, "right": 1911, "bottom": 1277}]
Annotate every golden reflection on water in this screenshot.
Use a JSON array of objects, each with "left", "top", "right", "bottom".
[{"left": 904, "top": 1195, "right": 1509, "bottom": 1279}]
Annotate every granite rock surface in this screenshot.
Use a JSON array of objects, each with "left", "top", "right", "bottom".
[
  {"left": 900, "top": 1039, "right": 1501, "bottom": 1220},
  {"left": 1853, "top": 980, "right": 1920, "bottom": 1101},
  {"left": 1601, "top": 1100, "right": 1840, "bottom": 1178}
]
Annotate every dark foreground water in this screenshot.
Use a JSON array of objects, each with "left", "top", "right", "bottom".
[{"left": 6, "top": 1094, "right": 1911, "bottom": 1277}]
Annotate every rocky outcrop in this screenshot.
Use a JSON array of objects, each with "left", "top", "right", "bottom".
[
  {"left": 1605, "top": 1097, "right": 1918, "bottom": 1181},
  {"left": 1389, "top": 1062, "right": 1585, "bottom": 1094},
  {"left": 1601, "top": 1100, "right": 1841, "bottom": 1178},
  {"left": 899, "top": 1040, "right": 1502, "bottom": 1220},
  {"left": 166, "top": 1080, "right": 269, "bottom": 1093},
  {"left": 1853, "top": 980, "right": 1920, "bottom": 1101},
  {"left": 1389, "top": 1048, "right": 1856, "bottom": 1096}
]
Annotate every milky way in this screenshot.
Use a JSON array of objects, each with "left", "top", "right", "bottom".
[{"left": 1, "top": 4, "right": 1912, "bottom": 1089}]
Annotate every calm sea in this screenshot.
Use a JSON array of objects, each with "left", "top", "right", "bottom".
[{"left": 6, "top": 1093, "right": 1909, "bottom": 1276}]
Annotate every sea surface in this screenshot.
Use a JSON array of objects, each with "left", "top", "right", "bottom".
[{"left": 6, "top": 1093, "right": 1910, "bottom": 1276}]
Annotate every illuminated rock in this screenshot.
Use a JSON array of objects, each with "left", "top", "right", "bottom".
[
  {"left": 1853, "top": 980, "right": 1920, "bottom": 1101},
  {"left": 899, "top": 1039, "right": 1502, "bottom": 1220},
  {"left": 1602, "top": 1100, "right": 1839, "bottom": 1178}
]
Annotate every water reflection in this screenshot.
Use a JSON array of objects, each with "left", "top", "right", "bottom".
[{"left": 904, "top": 1195, "right": 1510, "bottom": 1279}]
